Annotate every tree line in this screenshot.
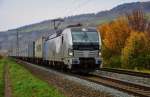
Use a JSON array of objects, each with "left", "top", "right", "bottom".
[{"left": 98, "top": 10, "right": 150, "bottom": 70}]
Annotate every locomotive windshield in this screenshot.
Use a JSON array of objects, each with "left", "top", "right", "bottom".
[
  {"left": 71, "top": 31, "right": 99, "bottom": 43},
  {"left": 71, "top": 31, "right": 99, "bottom": 50}
]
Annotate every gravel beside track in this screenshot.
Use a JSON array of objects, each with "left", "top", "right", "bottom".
[{"left": 17, "top": 60, "right": 135, "bottom": 97}]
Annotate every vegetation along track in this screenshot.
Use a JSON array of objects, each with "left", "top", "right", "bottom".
[
  {"left": 15, "top": 59, "right": 150, "bottom": 97},
  {"left": 100, "top": 68, "right": 150, "bottom": 78}
]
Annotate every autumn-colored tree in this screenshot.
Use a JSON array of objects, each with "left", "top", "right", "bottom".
[
  {"left": 98, "top": 17, "right": 131, "bottom": 67},
  {"left": 122, "top": 10, "right": 150, "bottom": 69},
  {"left": 121, "top": 32, "right": 150, "bottom": 69},
  {"left": 127, "top": 10, "right": 145, "bottom": 32},
  {"left": 127, "top": 10, "right": 150, "bottom": 33},
  {"left": 100, "top": 17, "right": 131, "bottom": 55},
  {"left": 147, "top": 22, "right": 150, "bottom": 37},
  {"left": 97, "top": 23, "right": 110, "bottom": 40}
]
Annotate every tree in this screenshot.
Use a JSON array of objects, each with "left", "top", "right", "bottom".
[
  {"left": 126, "top": 10, "right": 150, "bottom": 33},
  {"left": 147, "top": 22, "right": 150, "bottom": 37},
  {"left": 100, "top": 17, "right": 131, "bottom": 55},
  {"left": 98, "top": 17, "right": 131, "bottom": 68},
  {"left": 127, "top": 10, "right": 146, "bottom": 32},
  {"left": 121, "top": 32, "right": 150, "bottom": 69},
  {"left": 98, "top": 10, "right": 150, "bottom": 69}
]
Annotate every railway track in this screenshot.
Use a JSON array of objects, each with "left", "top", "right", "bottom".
[
  {"left": 100, "top": 68, "right": 150, "bottom": 78},
  {"left": 16, "top": 59, "right": 150, "bottom": 97},
  {"left": 56, "top": 69, "right": 150, "bottom": 97},
  {"left": 77, "top": 74, "right": 150, "bottom": 97}
]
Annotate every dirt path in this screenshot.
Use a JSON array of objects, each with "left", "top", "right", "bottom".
[{"left": 4, "top": 64, "right": 12, "bottom": 97}]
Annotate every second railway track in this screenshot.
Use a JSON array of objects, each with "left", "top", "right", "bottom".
[
  {"left": 78, "top": 74, "right": 150, "bottom": 97},
  {"left": 100, "top": 68, "right": 150, "bottom": 78}
]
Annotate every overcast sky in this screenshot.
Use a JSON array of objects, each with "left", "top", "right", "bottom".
[{"left": 0, "top": 0, "right": 148, "bottom": 31}]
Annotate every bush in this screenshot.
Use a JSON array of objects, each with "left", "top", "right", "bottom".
[
  {"left": 107, "top": 56, "right": 121, "bottom": 68},
  {"left": 101, "top": 45, "right": 121, "bottom": 68}
]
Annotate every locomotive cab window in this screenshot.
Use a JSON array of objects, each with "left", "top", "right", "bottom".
[
  {"left": 71, "top": 31, "right": 99, "bottom": 50},
  {"left": 71, "top": 31, "right": 99, "bottom": 43}
]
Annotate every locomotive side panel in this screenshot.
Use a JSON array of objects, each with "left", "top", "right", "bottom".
[
  {"left": 53, "top": 35, "right": 64, "bottom": 62},
  {"left": 44, "top": 38, "right": 56, "bottom": 61}
]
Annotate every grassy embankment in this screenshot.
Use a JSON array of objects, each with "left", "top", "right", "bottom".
[
  {"left": 133, "top": 69, "right": 150, "bottom": 74},
  {"left": 6, "top": 59, "right": 65, "bottom": 97},
  {"left": 0, "top": 59, "right": 5, "bottom": 97}
]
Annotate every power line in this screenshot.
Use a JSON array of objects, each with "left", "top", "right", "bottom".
[
  {"left": 64, "top": 0, "right": 92, "bottom": 16},
  {"left": 72, "top": 0, "right": 92, "bottom": 15},
  {"left": 53, "top": 0, "right": 78, "bottom": 18}
]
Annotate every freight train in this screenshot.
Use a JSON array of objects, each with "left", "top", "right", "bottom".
[{"left": 9, "top": 26, "right": 102, "bottom": 73}]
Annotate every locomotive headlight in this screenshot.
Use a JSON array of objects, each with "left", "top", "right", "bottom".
[
  {"left": 68, "top": 49, "right": 73, "bottom": 56},
  {"left": 99, "top": 52, "right": 101, "bottom": 57},
  {"left": 69, "top": 52, "right": 73, "bottom": 56}
]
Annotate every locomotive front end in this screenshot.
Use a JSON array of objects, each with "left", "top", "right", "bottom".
[{"left": 67, "top": 27, "right": 102, "bottom": 73}]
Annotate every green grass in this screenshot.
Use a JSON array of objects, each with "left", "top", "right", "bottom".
[
  {"left": 7, "top": 59, "right": 65, "bottom": 97},
  {"left": 0, "top": 59, "right": 5, "bottom": 97}
]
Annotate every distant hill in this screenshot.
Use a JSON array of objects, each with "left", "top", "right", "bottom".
[
  {"left": 0, "top": 1, "right": 150, "bottom": 50},
  {"left": 4, "top": 1, "right": 150, "bottom": 33}
]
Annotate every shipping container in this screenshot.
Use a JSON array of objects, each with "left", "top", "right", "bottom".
[
  {"left": 34, "top": 37, "right": 44, "bottom": 58},
  {"left": 28, "top": 41, "right": 35, "bottom": 58}
]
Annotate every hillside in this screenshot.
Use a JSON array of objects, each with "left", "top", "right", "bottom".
[
  {"left": 0, "top": 1, "right": 150, "bottom": 50},
  {"left": 3, "top": 2, "right": 150, "bottom": 33}
]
